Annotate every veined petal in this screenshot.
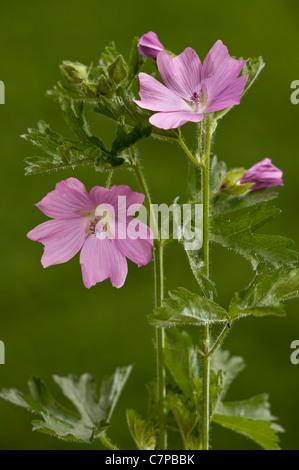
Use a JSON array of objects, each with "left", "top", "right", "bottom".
[
  {"left": 134, "top": 73, "right": 190, "bottom": 112},
  {"left": 205, "top": 75, "right": 248, "bottom": 113},
  {"left": 36, "top": 178, "right": 95, "bottom": 219},
  {"left": 157, "top": 48, "right": 202, "bottom": 100},
  {"left": 149, "top": 111, "right": 204, "bottom": 130},
  {"left": 27, "top": 217, "right": 88, "bottom": 268},
  {"left": 202, "top": 40, "right": 247, "bottom": 107},
  {"left": 90, "top": 185, "right": 145, "bottom": 215},
  {"left": 116, "top": 217, "right": 154, "bottom": 267},
  {"left": 138, "top": 31, "right": 164, "bottom": 59},
  {"left": 80, "top": 235, "right": 128, "bottom": 289}
]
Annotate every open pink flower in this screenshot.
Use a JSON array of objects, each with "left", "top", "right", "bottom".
[
  {"left": 134, "top": 40, "right": 248, "bottom": 129},
  {"left": 27, "top": 178, "right": 153, "bottom": 289},
  {"left": 138, "top": 32, "right": 165, "bottom": 59},
  {"left": 240, "top": 158, "right": 284, "bottom": 191}
]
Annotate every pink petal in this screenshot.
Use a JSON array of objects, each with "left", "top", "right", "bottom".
[
  {"left": 116, "top": 227, "right": 153, "bottom": 268},
  {"left": 205, "top": 75, "right": 248, "bottom": 113},
  {"left": 27, "top": 218, "right": 88, "bottom": 268},
  {"left": 134, "top": 73, "right": 190, "bottom": 112},
  {"left": 90, "top": 185, "right": 145, "bottom": 215},
  {"left": 138, "top": 32, "right": 164, "bottom": 59},
  {"left": 202, "top": 40, "right": 247, "bottom": 108},
  {"left": 157, "top": 48, "right": 202, "bottom": 100},
  {"left": 149, "top": 111, "right": 204, "bottom": 130},
  {"left": 80, "top": 235, "right": 128, "bottom": 289},
  {"left": 36, "top": 178, "right": 95, "bottom": 219}
]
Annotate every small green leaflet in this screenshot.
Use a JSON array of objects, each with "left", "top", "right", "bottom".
[
  {"left": 164, "top": 330, "right": 199, "bottom": 398},
  {"left": 149, "top": 287, "right": 228, "bottom": 328},
  {"left": 212, "top": 190, "right": 279, "bottom": 217},
  {"left": 211, "top": 204, "right": 298, "bottom": 268},
  {"left": 126, "top": 409, "right": 156, "bottom": 450},
  {"left": 229, "top": 264, "right": 299, "bottom": 319},
  {"left": 167, "top": 393, "right": 201, "bottom": 450},
  {"left": 212, "top": 415, "right": 282, "bottom": 451},
  {"left": 210, "top": 351, "right": 283, "bottom": 450},
  {"left": 184, "top": 249, "right": 217, "bottom": 300},
  {"left": 0, "top": 366, "right": 132, "bottom": 444}
]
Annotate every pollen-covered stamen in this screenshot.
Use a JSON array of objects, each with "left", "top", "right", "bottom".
[
  {"left": 190, "top": 92, "right": 203, "bottom": 112},
  {"left": 89, "top": 212, "right": 108, "bottom": 235}
]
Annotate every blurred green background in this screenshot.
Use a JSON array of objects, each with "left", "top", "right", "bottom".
[{"left": 0, "top": 0, "right": 299, "bottom": 450}]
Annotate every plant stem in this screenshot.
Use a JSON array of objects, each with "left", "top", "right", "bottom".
[
  {"left": 106, "top": 169, "right": 114, "bottom": 189},
  {"left": 202, "top": 114, "right": 212, "bottom": 451},
  {"left": 132, "top": 155, "right": 167, "bottom": 450},
  {"left": 178, "top": 134, "right": 203, "bottom": 168},
  {"left": 154, "top": 242, "right": 167, "bottom": 450},
  {"left": 197, "top": 121, "right": 203, "bottom": 159},
  {"left": 207, "top": 323, "right": 231, "bottom": 358},
  {"left": 99, "top": 434, "right": 119, "bottom": 450}
]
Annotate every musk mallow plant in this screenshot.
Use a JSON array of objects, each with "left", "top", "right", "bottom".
[{"left": 1, "top": 32, "right": 298, "bottom": 451}]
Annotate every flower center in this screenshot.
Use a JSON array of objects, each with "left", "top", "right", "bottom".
[
  {"left": 190, "top": 92, "right": 203, "bottom": 112},
  {"left": 89, "top": 213, "right": 108, "bottom": 235}
]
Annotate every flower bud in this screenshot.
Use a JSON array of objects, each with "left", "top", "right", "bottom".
[
  {"left": 60, "top": 61, "right": 89, "bottom": 84},
  {"left": 138, "top": 32, "right": 164, "bottom": 59},
  {"left": 240, "top": 158, "right": 284, "bottom": 191}
]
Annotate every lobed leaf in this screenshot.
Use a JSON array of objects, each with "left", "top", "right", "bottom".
[
  {"left": 229, "top": 265, "right": 299, "bottom": 319},
  {"left": 211, "top": 204, "right": 298, "bottom": 268},
  {"left": 0, "top": 366, "right": 132, "bottom": 444},
  {"left": 149, "top": 287, "right": 229, "bottom": 328},
  {"left": 126, "top": 409, "right": 156, "bottom": 450}
]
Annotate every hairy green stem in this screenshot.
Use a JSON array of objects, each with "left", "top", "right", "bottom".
[
  {"left": 106, "top": 169, "right": 114, "bottom": 189},
  {"left": 202, "top": 115, "right": 212, "bottom": 451},
  {"left": 207, "top": 323, "right": 231, "bottom": 358},
  {"left": 99, "top": 434, "right": 119, "bottom": 450},
  {"left": 132, "top": 156, "right": 166, "bottom": 450},
  {"left": 178, "top": 134, "right": 203, "bottom": 168},
  {"left": 197, "top": 121, "right": 203, "bottom": 159},
  {"left": 154, "top": 242, "right": 167, "bottom": 450}
]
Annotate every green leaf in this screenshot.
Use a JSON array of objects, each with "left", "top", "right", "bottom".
[
  {"left": 149, "top": 287, "right": 228, "bottom": 328},
  {"left": 211, "top": 204, "right": 298, "bottom": 268},
  {"left": 212, "top": 350, "right": 246, "bottom": 400},
  {"left": 242, "top": 56, "right": 266, "bottom": 96},
  {"left": 184, "top": 249, "right": 217, "bottom": 300},
  {"left": 126, "top": 409, "right": 156, "bottom": 450},
  {"left": 215, "top": 56, "right": 265, "bottom": 121},
  {"left": 32, "top": 413, "right": 97, "bottom": 443},
  {"left": 127, "top": 37, "right": 145, "bottom": 85},
  {"left": 99, "top": 41, "right": 120, "bottom": 67},
  {"left": 108, "top": 56, "right": 128, "bottom": 85},
  {"left": 229, "top": 265, "right": 299, "bottom": 319},
  {"left": 111, "top": 119, "right": 152, "bottom": 157},
  {"left": 210, "top": 156, "right": 227, "bottom": 195},
  {"left": 212, "top": 190, "right": 279, "bottom": 217},
  {"left": 167, "top": 393, "right": 201, "bottom": 450},
  {"left": 213, "top": 415, "right": 281, "bottom": 450},
  {"left": 0, "top": 367, "right": 132, "bottom": 444},
  {"left": 164, "top": 330, "right": 199, "bottom": 398},
  {"left": 99, "top": 366, "right": 133, "bottom": 422},
  {"left": 215, "top": 394, "right": 277, "bottom": 422},
  {"left": 22, "top": 120, "right": 109, "bottom": 175},
  {"left": 192, "top": 369, "right": 224, "bottom": 420}
]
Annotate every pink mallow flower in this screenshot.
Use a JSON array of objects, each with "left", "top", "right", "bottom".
[
  {"left": 138, "top": 31, "right": 165, "bottom": 59},
  {"left": 134, "top": 40, "right": 248, "bottom": 130},
  {"left": 27, "top": 178, "right": 153, "bottom": 289},
  {"left": 240, "top": 158, "right": 284, "bottom": 191}
]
